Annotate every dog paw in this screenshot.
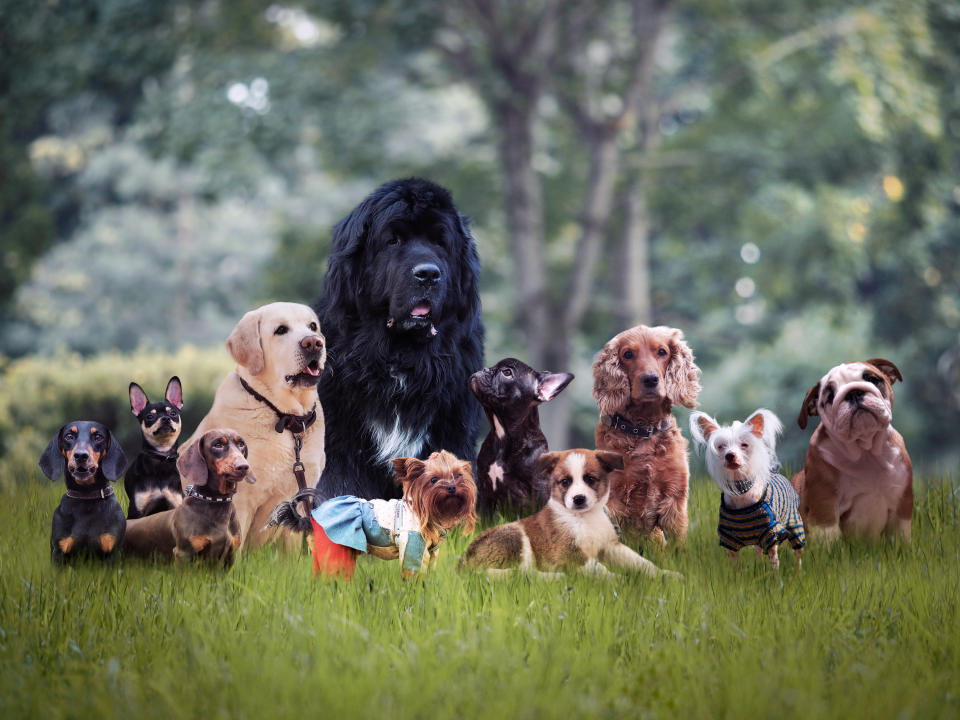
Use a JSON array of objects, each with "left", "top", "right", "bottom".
[
  {"left": 98, "top": 534, "right": 116, "bottom": 553},
  {"left": 57, "top": 536, "right": 75, "bottom": 554}
]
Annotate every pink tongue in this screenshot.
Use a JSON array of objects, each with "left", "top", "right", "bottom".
[
  {"left": 305, "top": 365, "right": 319, "bottom": 376},
  {"left": 411, "top": 304, "right": 431, "bottom": 317}
]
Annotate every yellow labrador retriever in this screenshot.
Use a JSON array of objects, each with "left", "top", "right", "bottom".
[{"left": 183, "top": 302, "right": 326, "bottom": 550}]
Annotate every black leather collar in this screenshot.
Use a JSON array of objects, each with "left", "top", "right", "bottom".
[
  {"left": 237, "top": 376, "right": 318, "bottom": 434},
  {"left": 600, "top": 414, "right": 671, "bottom": 439},
  {"left": 66, "top": 486, "right": 114, "bottom": 500},
  {"left": 186, "top": 484, "right": 233, "bottom": 503},
  {"left": 143, "top": 446, "right": 178, "bottom": 462}
]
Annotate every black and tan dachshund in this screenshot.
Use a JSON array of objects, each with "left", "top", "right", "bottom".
[
  {"left": 39, "top": 421, "right": 128, "bottom": 564},
  {"left": 123, "top": 429, "right": 256, "bottom": 567}
]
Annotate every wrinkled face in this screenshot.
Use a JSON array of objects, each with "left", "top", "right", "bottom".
[
  {"left": 60, "top": 422, "right": 110, "bottom": 485},
  {"left": 200, "top": 431, "right": 252, "bottom": 495},
  {"left": 468, "top": 358, "right": 573, "bottom": 418},
  {"left": 815, "top": 362, "right": 894, "bottom": 441},
  {"left": 365, "top": 210, "right": 462, "bottom": 340},
  {"left": 610, "top": 327, "right": 674, "bottom": 404},
  {"left": 543, "top": 451, "right": 618, "bottom": 513},
  {"left": 397, "top": 451, "right": 477, "bottom": 532}
]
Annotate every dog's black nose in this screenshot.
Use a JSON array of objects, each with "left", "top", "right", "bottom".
[
  {"left": 413, "top": 263, "right": 441, "bottom": 285},
  {"left": 73, "top": 451, "right": 89, "bottom": 464},
  {"left": 572, "top": 494, "right": 586, "bottom": 507},
  {"left": 300, "top": 335, "right": 324, "bottom": 352},
  {"left": 641, "top": 373, "right": 660, "bottom": 388},
  {"left": 725, "top": 452, "right": 736, "bottom": 463},
  {"left": 846, "top": 389, "right": 865, "bottom": 404},
  {"left": 445, "top": 485, "right": 457, "bottom": 495}
]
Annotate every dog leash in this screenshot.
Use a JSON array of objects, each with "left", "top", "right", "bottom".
[{"left": 237, "top": 375, "right": 318, "bottom": 521}]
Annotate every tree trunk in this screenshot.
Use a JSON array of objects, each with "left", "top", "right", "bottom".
[{"left": 615, "top": 174, "right": 653, "bottom": 328}]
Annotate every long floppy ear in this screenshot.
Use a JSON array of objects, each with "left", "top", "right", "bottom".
[
  {"left": 537, "top": 371, "right": 574, "bottom": 402},
  {"left": 226, "top": 309, "right": 265, "bottom": 375},
  {"left": 595, "top": 450, "right": 624, "bottom": 473},
  {"left": 38, "top": 428, "right": 65, "bottom": 481},
  {"left": 177, "top": 440, "right": 209, "bottom": 487},
  {"left": 689, "top": 411, "right": 719, "bottom": 449},
  {"left": 454, "top": 213, "right": 482, "bottom": 325},
  {"left": 129, "top": 382, "right": 149, "bottom": 416},
  {"left": 592, "top": 339, "right": 629, "bottom": 416},
  {"left": 101, "top": 430, "right": 128, "bottom": 482},
  {"left": 664, "top": 329, "right": 702, "bottom": 408},
  {"left": 744, "top": 409, "right": 782, "bottom": 449},
  {"left": 866, "top": 358, "right": 903, "bottom": 384},
  {"left": 797, "top": 382, "right": 821, "bottom": 430},
  {"left": 165, "top": 376, "right": 183, "bottom": 409},
  {"left": 391, "top": 457, "right": 423, "bottom": 486}
]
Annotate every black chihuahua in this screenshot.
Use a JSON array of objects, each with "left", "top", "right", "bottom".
[
  {"left": 469, "top": 358, "right": 573, "bottom": 514},
  {"left": 39, "top": 421, "right": 128, "bottom": 563}
]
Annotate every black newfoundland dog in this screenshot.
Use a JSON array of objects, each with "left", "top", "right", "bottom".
[{"left": 314, "top": 178, "right": 484, "bottom": 500}]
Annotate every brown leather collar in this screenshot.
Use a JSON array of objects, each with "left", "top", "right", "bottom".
[{"left": 66, "top": 486, "right": 114, "bottom": 500}]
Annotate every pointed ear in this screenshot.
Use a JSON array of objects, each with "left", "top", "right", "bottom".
[
  {"left": 689, "top": 411, "right": 719, "bottom": 447},
  {"left": 391, "top": 457, "right": 423, "bottom": 486},
  {"left": 595, "top": 450, "right": 624, "bottom": 473},
  {"left": 226, "top": 309, "right": 265, "bottom": 375},
  {"left": 165, "top": 376, "right": 183, "bottom": 409},
  {"left": 177, "top": 440, "right": 209, "bottom": 487},
  {"left": 798, "top": 382, "right": 821, "bottom": 430},
  {"left": 664, "top": 329, "right": 702, "bottom": 408},
  {"left": 866, "top": 358, "right": 902, "bottom": 384},
  {"left": 592, "top": 339, "right": 629, "bottom": 416},
  {"left": 745, "top": 409, "right": 782, "bottom": 448},
  {"left": 129, "top": 383, "right": 149, "bottom": 416},
  {"left": 38, "top": 428, "right": 65, "bottom": 481},
  {"left": 101, "top": 430, "right": 128, "bottom": 482},
  {"left": 534, "top": 451, "right": 562, "bottom": 478},
  {"left": 536, "top": 372, "right": 574, "bottom": 402}
]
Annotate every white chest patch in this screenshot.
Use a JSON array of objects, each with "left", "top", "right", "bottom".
[
  {"left": 369, "top": 418, "right": 427, "bottom": 465},
  {"left": 548, "top": 499, "right": 617, "bottom": 560},
  {"left": 488, "top": 461, "right": 505, "bottom": 490}
]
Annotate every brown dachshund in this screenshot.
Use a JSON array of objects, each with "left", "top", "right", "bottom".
[
  {"left": 123, "top": 429, "right": 255, "bottom": 566},
  {"left": 592, "top": 325, "right": 701, "bottom": 547}
]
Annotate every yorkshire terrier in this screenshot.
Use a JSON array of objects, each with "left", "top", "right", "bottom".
[
  {"left": 689, "top": 408, "right": 804, "bottom": 570},
  {"left": 269, "top": 450, "right": 476, "bottom": 579}
]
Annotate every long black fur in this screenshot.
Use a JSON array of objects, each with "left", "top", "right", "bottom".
[{"left": 314, "top": 178, "right": 484, "bottom": 500}]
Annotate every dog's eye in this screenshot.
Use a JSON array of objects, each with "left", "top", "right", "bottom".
[
  {"left": 622, "top": 350, "right": 634, "bottom": 360},
  {"left": 146, "top": 411, "right": 156, "bottom": 420},
  {"left": 309, "top": 322, "right": 318, "bottom": 332},
  {"left": 740, "top": 442, "right": 749, "bottom": 449},
  {"left": 430, "top": 476, "right": 440, "bottom": 484},
  {"left": 864, "top": 373, "right": 882, "bottom": 386},
  {"left": 501, "top": 367, "right": 513, "bottom": 378},
  {"left": 387, "top": 235, "right": 401, "bottom": 246},
  {"left": 274, "top": 325, "right": 288, "bottom": 336},
  {"left": 584, "top": 475, "right": 597, "bottom": 486},
  {"left": 559, "top": 477, "right": 572, "bottom": 488},
  {"left": 824, "top": 386, "right": 835, "bottom": 404},
  {"left": 657, "top": 348, "right": 668, "bottom": 358}
]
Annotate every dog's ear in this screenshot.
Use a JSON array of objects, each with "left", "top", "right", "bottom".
[
  {"left": 165, "top": 376, "right": 184, "bottom": 409},
  {"left": 595, "top": 450, "right": 624, "bottom": 473},
  {"left": 101, "top": 430, "right": 128, "bottom": 482},
  {"left": 226, "top": 309, "right": 265, "bottom": 375},
  {"left": 391, "top": 457, "right": 424, "bottom": 486},
  {"left": 745, "top": 409, "right": 782, "bottom": 449},
  {"left": 664, "top": 329, "right": 702, "bottom": 409},
  {"left": 38, "top": 427, "right": 65, "bottom": 481},
  {"left": 129, "top": 382, "right": 149, "bottom": 416},
  {"left": 534, "top": 451, "right": 562, "bottom": 478},
  {"left": 798, "top": 381, "right": 821, "bottom": 429},
  {"left": 536, "top": 371, "right": 574, "bottom": 402},
  {"left": 592, "top": 339, "right": 630, "bottom": 417},
  {"left": 689, "top": 411, "right": 719, "bottom": 448},
  {"left": 177, "top": 440, "right": 209, "bottom": 487},
  {"left": 866, "top": 358, "right": 903, "bottom": 385}
]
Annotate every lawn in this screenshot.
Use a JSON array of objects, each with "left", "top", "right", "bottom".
[{"left": 1, "top": 471, "right": 957, "bottom": 719}]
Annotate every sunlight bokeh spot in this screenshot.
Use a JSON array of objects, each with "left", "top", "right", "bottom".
[
  {"left": 883, "top": 175, "right": 905, "bottom": 201},
  {"left": 847, "top": 222, "right": 866, "bottom": 243},
  {"left": 735, "top": 277, "right": 755, "bottom": 298},
  {"left": 740, "top": 242, "right": 760, "bottom": 264}
]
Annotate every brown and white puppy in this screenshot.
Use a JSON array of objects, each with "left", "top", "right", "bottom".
[
  {"left": 592, "top": 325, "right": 701, "bottom": 547},
  {"left": 124, "top": 429, "right": 256, "bottom": 566},
  {"left": 462, "top": 449, "right": 681, "bottom": 579},
  {"left": 184, "top": 302, "right": 326, "bottom": 550},
  {"left": 792, "top": 359, "right": 912, "bottom": 541}
]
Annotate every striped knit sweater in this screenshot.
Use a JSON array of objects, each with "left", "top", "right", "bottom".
[{"left": 717, "top": 473, "right": 806, "bottom": 552}]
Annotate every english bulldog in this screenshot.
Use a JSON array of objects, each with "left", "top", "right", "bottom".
[{"left": 792, "top": 358, "right": 912, "bottom": 541}]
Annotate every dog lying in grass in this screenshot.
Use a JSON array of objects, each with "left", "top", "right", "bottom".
[
  {"left": 462, "top": 449, "right": 681, "bottom": 580},
  {"left": 270, "top": 450, "right": 477, "bottom": 579}
]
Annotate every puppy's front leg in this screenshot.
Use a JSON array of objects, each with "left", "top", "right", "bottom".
[
  {"left": 580, "top": 557, "right": 615, "bottom": 578},
  {"left": 794, "top": 547, "right": 803, "bottom": 570},
  {"left": 603, "top": 542, "right": 682, "bottom": 579},
  {"left": 726, "top": 548, "right": 739, "bottom": 567},
  {"left": 767, "top": 544, "right": 780, "bottom": 571}
]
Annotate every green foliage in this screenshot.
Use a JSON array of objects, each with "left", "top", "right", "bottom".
[
  {"left": 0, "top": 346, "right": 233, "bottom": 485},
  {"left": 0, "top": 474, "right": 957, "bottom": 717}
]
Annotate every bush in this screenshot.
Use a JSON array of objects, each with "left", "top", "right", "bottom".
[{"left": 0, "top": 345, "right": 233, "bottom": 487}]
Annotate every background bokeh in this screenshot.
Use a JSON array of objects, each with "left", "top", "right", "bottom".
[{"left": 1, "top": 0, "right": 958, "bottom": 476}]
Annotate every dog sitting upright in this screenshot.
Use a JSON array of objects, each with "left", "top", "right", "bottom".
[
  {"left": 469, "top": 358, "right": 573, "bottom": 514},
  {"left": 463, "top": 449, "right": 681, "bottom": 579},
  {"left": 124, "top": 376, "right": 184, "bottom": 519},
  {"left": 690, "top": 409, "right": 804, "bottom": 570},
  {"left": 39, "top": 421, "right": 128, "bottom": 563}
]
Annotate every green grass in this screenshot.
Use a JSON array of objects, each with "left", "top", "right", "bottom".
[{"left": 1, "top": 473, "right": 958, "bottom": 719}]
